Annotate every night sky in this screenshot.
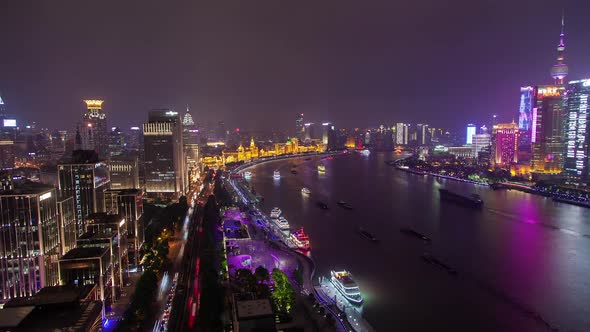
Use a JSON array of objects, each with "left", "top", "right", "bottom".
[{"left": 1, "top": 0, "right": 589, "bottom": 132}]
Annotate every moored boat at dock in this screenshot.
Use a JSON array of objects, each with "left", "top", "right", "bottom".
[{"left": 330, "top": 270, "right": 364, "bottom": 305}]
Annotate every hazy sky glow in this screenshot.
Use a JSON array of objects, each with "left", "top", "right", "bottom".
[{"left": 1, "top": 0, "right": 589, "bottom": 131}]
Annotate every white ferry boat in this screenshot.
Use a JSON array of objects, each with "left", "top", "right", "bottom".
[
  {"left": 243, "top": 171, "right": 252, "bottom": 179},
  {"left": 330, "top": 270, "right": 364, "bottom": 305},
  {"left": 317, "top": 164, "right": 326, "bottom": 173},
  {"left": 270, "top": 207, "right": 282, "bottom": 219},
  {"left": 273, "top": 170, "right": 281, "bottom": 179},
  {"left": 290, "top": 228, "right": 311, "bottom": 250},
  {"left": 360, "top": 149, "right": 370, "bottom": 156},
  {"left": 273, "top": 216, "right": 290, "bottom": 231},
  {"left": 301, "top": 187, "right": 311, "bottom": 195}
]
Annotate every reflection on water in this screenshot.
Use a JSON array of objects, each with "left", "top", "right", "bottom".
[{"left": 247, "top": 152, "right": 590, "bottom": 331}]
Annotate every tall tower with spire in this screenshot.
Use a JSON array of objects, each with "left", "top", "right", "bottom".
[{"left": 550, "top": 12, "right": 568, "bottom": 85}]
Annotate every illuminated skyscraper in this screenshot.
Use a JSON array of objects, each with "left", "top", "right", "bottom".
[
  {"left": 531, "top": 85, "right": 566, "bottom": 173},
  {"left": 108, "top": 153, "right": 140, "bottom": 189},
  {"left": 395, "top": 123, "right": 408, "bottom": 145},
  {"left": 491, "top": 122, "right": 520, "bottom": 167},
  {"left": 108, "top": 126, "right": 125, "bottom": 156},
  {"left": 143, "top": 109, "right": 186, "bottom": 200},
  {"left": 518, "top": 87, "right": 535, "bottom": 131},
  {"left": 58, "top": 150, "right": 110, "bottom": 235},
  {"left": 296, "top": 113, "right": 304, "bottom": 138},
  {"left": 0, "top": 182, "right": 61, "bottom": 301},
  {"left": 183, "top": 105, "right": 195, "bottom": 127},
  {"left": 81, "top": 100, "right": 108, "bottom": 158},
  {"left": 417, "top": 124, "right": 430, "bottom": 145},
  {"left": 0, "top": 93, "right": 6, "bottom": 119},
  {"left": 322, "top": 122, "right": 336, "bottom": 150},
  {"left": 550, "top": 13, "right": 568, "bottom": 85},
  {"left": 563, "top": 79, "right": 590, "bottom": 181},
  {"left": 466, "top": 124, "right": 476, "bottom": 144},
  {"left": 473, "top": 133, "right": 491, "bottom": 155}
]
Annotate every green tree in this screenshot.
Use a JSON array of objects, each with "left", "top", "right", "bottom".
[{"left": 271, "top": 268, "right": 296, "bottom": 313}]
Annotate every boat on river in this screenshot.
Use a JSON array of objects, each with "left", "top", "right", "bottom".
[{"left": 330, "top": 270, "right": 364, "bottom": 305}]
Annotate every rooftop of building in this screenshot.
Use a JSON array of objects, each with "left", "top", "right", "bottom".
[
  {"left": 86, "top": 212, "right": 124, "bottom": 225},
  {"left": 235, "top": 298, "right": 273, "bottom": 320},
  {"left": 60, "top": 246, "right": 108, "bottom": 260},
  {"left": 3, "top": 284, "right": 96, "bottom": 309},
  {"left": 77, "top": 231, "right": 115, "bottom": 241},
  {"left": 0, "top": 300, "right": 102, "bottom": 332},
  {"left": 0, "top": 306, "right": 36, "bottom": 329},
  {"left": 0, "top": 180, "right": 53, "bottom": 196}
]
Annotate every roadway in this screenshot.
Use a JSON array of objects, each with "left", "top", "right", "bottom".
[
  {"left": 172, "top": 181, "right": 213, "bottom": 331},
  {"left": 151, "top": 188, "right": 199, "bottom": 332}
]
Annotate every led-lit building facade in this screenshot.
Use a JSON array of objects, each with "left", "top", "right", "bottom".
[
  {"left": 108, "top": 154, "right": 139, "bottom": 190},
  {"left": 81, "top": 100, "right": 108, "bottom": 158},
  {"left": 563, "top": 79, "right": 590, "bottom": 181},
  {"left": 143, "top": 110, "right": 186, "bottom": 200},
  {"left": 531, "top": 85, "right": 566, "bottom": 173},
  {"left": 492, "top": 122, "right": 520, "bottom": 167},
  {"left": 518, "top": 87, "right": 535, "bottom": 131},
  {"left": 58, "top": 150, "right": 110, "bottom": 235},
  {"left": 0, "top": 183, "right": 61, "bottom": 302}
]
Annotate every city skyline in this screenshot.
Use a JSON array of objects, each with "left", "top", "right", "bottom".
[{"left": 1, "top": 1, "right": 589, "bottom": 131}]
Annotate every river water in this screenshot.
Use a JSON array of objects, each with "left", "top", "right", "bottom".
[{"left": 245, "top": 151, "right": 590, "bottom": 332}]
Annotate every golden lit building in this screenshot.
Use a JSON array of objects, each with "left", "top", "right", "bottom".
[{"left": 202, "top": 137, "right": 325, "bottom": 168}]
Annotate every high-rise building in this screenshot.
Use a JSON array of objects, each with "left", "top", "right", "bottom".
[
  {"left": 57, "top": 195, "right": 77, "bottom": 256},
  {"left": 0, "top": 182, "right": 61, "bottom": 301},
  {"left": 0, "top": 140, "right": 15, "bottom": 169},
  {"left": 472, "top": 132, "right": 491, "bottom": 155},
  {"left": 395, "top": 123, "right": 409, "bottom": 145},
  {"left": 550, "top": 14, "right": 568, "bottom": 85},
  {"left": 58, "top": 150, "right": 110, "bottom": 235},
  {"left": 563, "top": 79, "right": 590, "bottom": 181},
  {"left": 81, "top": 100, "right": 108, "bottom": 158},
  {"left": 417, "top": 124, "right": 430, "bottom": 145},
  {"left": 104, "top": 189, "right": 144, "bottom": 267},
  {"left": 0, "top": 93, "right": 6, "bottom": 118},
  {"left": 143, "top": 109, "right": 186, "bottom": 200},
  {"left": 531, "top": 85, "right": 566, "bottom": 173},
  {"left": 518, "top": 87, "right": 535, "bottom": 131},
  {"left": 466, "top": 124, "right": 476, "bottom": 145},
  {"left": 303, "top": 123, "right": 321, "bottom": 142},
  {"left": 491, "top": 122, "right": 520, "bottom": 167},
  {"left": 216, "top": 121, "right": 227, "bottom": 143},
  {"left": 321, "top": 122, "right": 336, "bottom": 149},
  {"left": 127, "top": 126, "right": 142, "bottom": 151},
  {"left": 182, "top": 106, "right": 199, "bottom": 146},
  {"left": 296, "top": 113, "right": 304, "bottom": 139},
  {"left": 183, "top": 106, "right": 195, "bottom": 127},
  {"left": 108, "top": 126, "right": 125, "bottom": 156},
  {"left": 108, "top": 154, "right": 140, "bottom": 189}
]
